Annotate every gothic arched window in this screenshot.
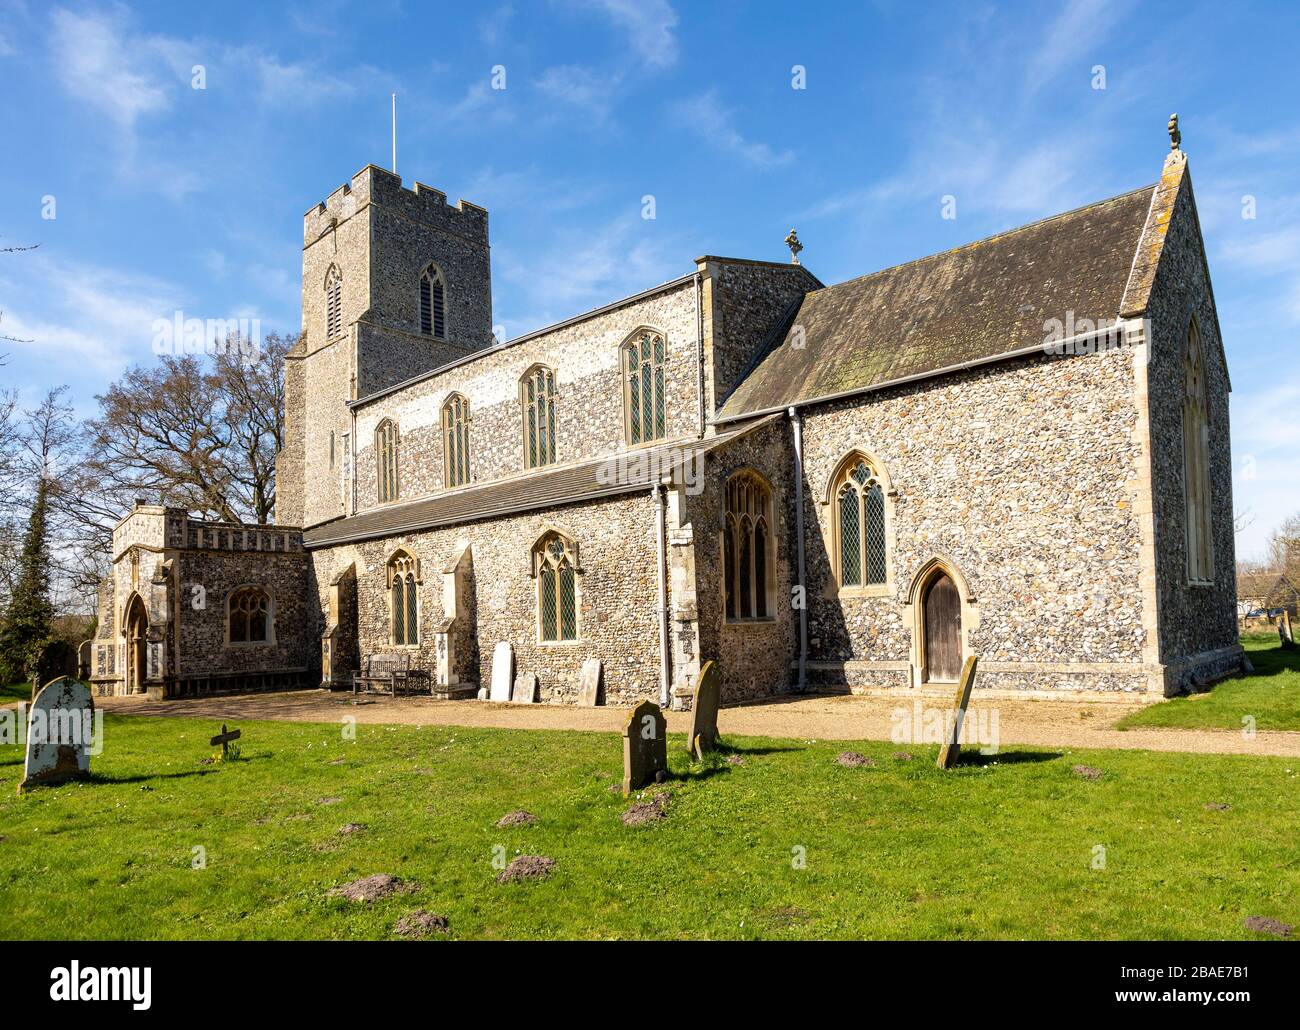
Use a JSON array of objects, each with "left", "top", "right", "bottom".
[
  {"left": 534, "top": 532, "right": 578, "bottom": 641},
  {"left": 228, "top": 587, "right": 272, "bottom": 644},
  {"left": 376, "top": 419, "right": 399, "bottom": 503},
  {"left": 1183, "top": 318, "right": 1214, "bottom": 583},
  {"left": 388, "top": 551, "right": 420, "bottom": 646},
  {"left": 442, "top": 393, "right": 471, "bottom": 488},
  {"left": 724, "top": 470, "right": 775, "bottom": 621},
  {"left": 420, "top": 265, "right": 446, "bottom": 338},
  {"left": 325, "top": 265, "right": 343, "bottom": 340},
  {"left": 622, "top": 328, "right": 666, "bottom": 444},
  {"left": 833, "top": 455, "right": 888, "bottom": 588},
  {"left": 522, "top": 365, "right": 557, "bottom": 469}
]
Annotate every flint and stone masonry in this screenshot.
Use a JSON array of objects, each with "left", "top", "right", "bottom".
[{"left": 95, "top": 135, "right": 1241, "bottom": 705}]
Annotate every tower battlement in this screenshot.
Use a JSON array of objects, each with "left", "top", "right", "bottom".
[{"left": 304, "top": 164, "right": 488, "bottom": 247}]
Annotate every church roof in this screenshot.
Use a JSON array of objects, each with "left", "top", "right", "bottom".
[
  {"left": 717, "top": 184, "right": 1158, "bottom": 420},
  {"left": 302, "top": 415, "right": 781, "bottom": 548}
]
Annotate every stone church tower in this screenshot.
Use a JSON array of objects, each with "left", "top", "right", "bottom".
[{"left": 277, "top": 165, "right": 496, "bottom": 529}]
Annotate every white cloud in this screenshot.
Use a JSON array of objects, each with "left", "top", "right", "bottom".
[
  {"left": 497, "top": 212, "right": 687, "bottom": 334},
  {"left": 1026, "top": 0, "right": 1129, "bottom": 89},
  {"left": 478, "top": 3, "right": 515, "bottom": 46},
  {"left": 672, "top": 90, "right": 794, "bottom": 169},
  {"left": 49, "top": 7, "right": 172, "bottom": 133},
  {"left": 0, "top": 252, "right": 198, "bottom": 386},
  {"left": 534, "top": 64, "right": 618, "bottom": 124},
  {"left": 573, "top": 0, "right": 679, "bottom": 70}
]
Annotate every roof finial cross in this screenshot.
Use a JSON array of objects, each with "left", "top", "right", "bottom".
[
  {"left": 1168, "top": 112, "right": 1181, "bottom": 152},
  {"left": 785, "top": 227, "right": 803, "bottom": 265}
]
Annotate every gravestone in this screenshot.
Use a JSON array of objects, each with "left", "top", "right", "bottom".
[
  {"left": 622, "top": 699, "right": 667, "bottom": 796},
  {"left": 936, "top": 656, "right": 979, "bottom": 770},
  {"left": 20, "top": 677, "right": 95, "bottom": 793},
  {"left": 687, "top": 660, "right": 721, "bottom": 760},
  {"left": 577, "top": 658, "right": 603, "bottom": 707},
  {"left": 1280, "top": 611, "right": 1295, "bottom": 650},
  {"left": 489, "top": 642, "right": 514, "bottom": 701},
  {"left": 511, "top": 672, "right": 537, "bottom": 704}
]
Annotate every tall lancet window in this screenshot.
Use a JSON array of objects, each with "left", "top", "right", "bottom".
[
  {"left": 420, "top": 265, "right": 446, "bottom": 339},
  {"left": 833, "top": 455, "right": 888, "bottom": 588},
  {"left": 388, "top": 551, "right": 419, "bottom": 646},
  {"left": 724, "top": 470, "right": 775, "bottom": 621},
  {"left": 522, "top": 365, "right": 557, "bottom": 469},
  {"left": 325, "top": 266, "right": 343, "bottom": 340},
  {"left": 442, "top": 393, "right": 471, "bottom": 488},
  {"left": 1183, "top": 318, "right": 1214, "bottom": 583},
  {"left": 534, "top": 533, "right": 578, "bottom": 642},
  {"left": 622, "top": 329, "right": 667, "bottom": 444},
  {"left": 376, "top": 419, "right": 399, "bottom": 503}
]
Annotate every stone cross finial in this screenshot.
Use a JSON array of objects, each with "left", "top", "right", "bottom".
[
  {"left": 1168, "top": 112, "right": 1181, "bottom": 151},
  {"left": 785, "top": 228, "right": 803, "bottom": 265}
]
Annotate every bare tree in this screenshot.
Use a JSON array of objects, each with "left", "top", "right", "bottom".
[{"left": 78, "top": 333, "right": 291, "bottom": 524}]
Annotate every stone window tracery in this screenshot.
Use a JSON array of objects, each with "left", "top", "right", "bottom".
[{"left": 724, "top": 470, "right": 774, "bottom": 621}]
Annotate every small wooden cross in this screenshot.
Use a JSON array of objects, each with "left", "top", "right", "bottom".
[{"left": 210, "top": 723, "right": 241, "bottom": 757}]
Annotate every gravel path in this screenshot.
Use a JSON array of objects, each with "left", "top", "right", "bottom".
[{"left": 85, "top": 688, "right": 1300, "bottom": 758}]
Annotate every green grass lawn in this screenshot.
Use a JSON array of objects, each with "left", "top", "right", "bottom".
[
  {"left": 1, "top": 712, "right": 1296, "bottom": 939},
  {"left": 1118, "top": 634, "right": 1300, "bottom": 732},
  {"left": 1, "top": 682, "right": 32, "bottom": 704}
]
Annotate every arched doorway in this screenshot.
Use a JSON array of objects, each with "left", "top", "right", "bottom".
[
  {"left": 124, "top": 595, "right": 148, "bottom": 695},
  {"left": 921, "top": 571, "right": 961, "bottom": 683}
]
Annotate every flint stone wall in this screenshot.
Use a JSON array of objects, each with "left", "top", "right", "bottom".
[
  {"left": 1141, "top": 171, "right": 1240, "bottom": 689},
  {"left": 797, "top": 346, "right": 1149, "bottom": 693},
  {"left": 308, "top": 492, "right": 666, "bottom": 705}
]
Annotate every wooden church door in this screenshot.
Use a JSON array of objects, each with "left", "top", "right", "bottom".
[{"left": 922, "top": 573, "right": 961, "bottom": 683}]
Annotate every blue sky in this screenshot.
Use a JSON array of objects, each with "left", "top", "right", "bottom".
[{"left": 0, "top": 0, "right": 1297, "bottom": 558}]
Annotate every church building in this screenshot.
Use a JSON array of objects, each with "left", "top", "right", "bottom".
[{"left": 89, "top": 120, "right": 1242, "bottom": 706}]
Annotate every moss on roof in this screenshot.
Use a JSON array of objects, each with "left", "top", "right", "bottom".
[{"left": 719, "top": 185, "right": 1157, "bottom": 418}]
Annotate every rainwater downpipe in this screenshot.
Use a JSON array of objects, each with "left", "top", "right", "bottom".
[
  {"left": 789, "top": 406, "right": 808, "bottom": 693},
  {"left": 653, "top": 482, "right": 671, "bottom": 707}
]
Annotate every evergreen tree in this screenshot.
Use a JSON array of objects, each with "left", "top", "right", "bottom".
[{"left": 0, "top": 476, "right": 53, "bottom": 683}]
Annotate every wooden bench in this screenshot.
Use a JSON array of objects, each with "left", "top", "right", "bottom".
[{"left": 352, "top": 653, "right": 431, "bottom": 697}]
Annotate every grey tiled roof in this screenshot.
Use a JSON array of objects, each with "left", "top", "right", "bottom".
[
  {"left": 718, "top": 185, "right": 1157, "bottom": 419},
  {"left": 303, "top": 415, "right": 780, "bottom": 547}
]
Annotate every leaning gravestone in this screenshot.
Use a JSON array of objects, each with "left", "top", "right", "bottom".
[
  {"left": 936, "top": 656, "right": 979, "bottom": 771},
  {"left": 511, "top": 672, "right": 537, "bottom": 704},
  {"left": 20, "top": 677, "right": 95, "bottom": 793},
  {"left": 622, "top": 699, "right": 667, "bottom": 796},
  {"left": 489, "top": 642, "right": 514, "bottom": 702},
  {"left": 577, "top": 658, "right": 603, "bottom": 707},
  {"left": 1280, "top": 611, "right": 1295, "bottom": 650},
  {"left": 687, "top": 661, "right": 722, "bottom": 760}
]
